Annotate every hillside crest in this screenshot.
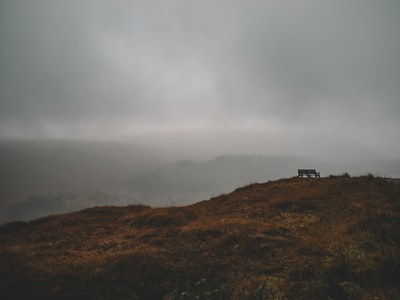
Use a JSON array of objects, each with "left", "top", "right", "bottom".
[{"left": 1, "top": 176, "right": 399, "bottom": 299}]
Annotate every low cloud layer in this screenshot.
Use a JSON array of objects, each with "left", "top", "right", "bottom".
[{"left": 1, "top": 0, "right": 399, "bottom": 156}]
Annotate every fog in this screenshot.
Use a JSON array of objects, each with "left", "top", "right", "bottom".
[
  {"left": 1, "top": 1, "right": 400, "bottom": 222},
  {"left": 1, "top": 0, "right": 399, "bottom": 157}
]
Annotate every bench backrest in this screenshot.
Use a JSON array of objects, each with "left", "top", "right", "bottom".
[
  {"left": 298, "top": 169, "right": 317, "bottom": 174},
  {"left": 298, "top": 169, "right": 320, "bottom": 177}
]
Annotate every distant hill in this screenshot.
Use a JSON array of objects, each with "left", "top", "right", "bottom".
[
  {"left": 0, "top": 139, "right": 175, "bottom": 218},
  {"left": 4, "top": 154, "right": 323, "bottom": 222},
  {"left": 1, "top": 176, "right": 399, "bottom": 299},
  {"left": 130, "top": 153, "right": 400, "bottom": 206},
  {"left": 3, "top": 143, "right": 400, "bottom": 223},
  {"left": 130, "top": 155, "right": 326, "bottom": 205},
  {"left": 130, "top": 129, "right": 384, "bottom": 162}
]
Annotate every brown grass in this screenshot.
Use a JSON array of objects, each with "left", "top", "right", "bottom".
[{"left": 0, "top": 176, "right": 399, "bottom": 299}]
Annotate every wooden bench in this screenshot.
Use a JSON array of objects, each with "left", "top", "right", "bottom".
[{"left": 298, "top": 169, "right": 320, "bottom": 178}]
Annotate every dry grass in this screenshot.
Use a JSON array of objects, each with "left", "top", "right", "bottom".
[{"left": 0, "top": 177, "right": 399, "bottom": 299}]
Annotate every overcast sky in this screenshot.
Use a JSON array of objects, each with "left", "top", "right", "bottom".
[{"left": 0, "top": 0, "right": 399, "bottom": 156}]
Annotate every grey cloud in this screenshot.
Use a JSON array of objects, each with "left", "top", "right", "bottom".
[
  {"left": 0, "top": 0, "right": 399, "bottom": 154},
  {"left": 226, "top": 1, "right": 400, "bottom": 119}
]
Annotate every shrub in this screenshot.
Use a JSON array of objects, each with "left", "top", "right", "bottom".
[{"left": 329, "top": 172, "right": 351, "bottom": 179}]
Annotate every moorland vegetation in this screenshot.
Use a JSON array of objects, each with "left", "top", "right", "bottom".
[{"left": 0, "top": 176, "right": 399, "bottom": 299}]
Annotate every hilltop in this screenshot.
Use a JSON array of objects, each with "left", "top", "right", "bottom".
[{"left": 0, "top": 176, "right": 399, "bottom": 299}]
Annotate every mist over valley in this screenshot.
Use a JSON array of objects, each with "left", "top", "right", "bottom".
[{"left": 1, "top": 131, "right": 399, "bottom": 223}]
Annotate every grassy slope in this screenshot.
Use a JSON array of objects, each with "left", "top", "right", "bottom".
[{"left": 0, "top": 177, "right": 399, "bottom": 299}]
